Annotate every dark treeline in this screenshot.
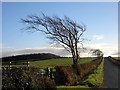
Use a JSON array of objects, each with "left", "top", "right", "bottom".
[{"left": 2, "top": 53, "right": 61, "bottom": 62}]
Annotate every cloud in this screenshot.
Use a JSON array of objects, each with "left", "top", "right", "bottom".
[
  {"left": 112, "top": 51, "right": 120, "bottom": 57},
  {"left": 83, "top": 43, "right": 118, "bottom": 57},
  {"left": 1, "top": 45, "right": 70, "bottom": 57},
  {"left": 92, "top": 35, "right": 104, "bottom": 40},
  {"left": 1, "top": 42, "right": 118, "bottom": 57}
]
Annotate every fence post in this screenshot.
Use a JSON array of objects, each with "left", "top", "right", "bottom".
[
  {"left": 9, "top": 61, "right": 11, "bottom": 68},
  {"left": 46, "top": 67, "right": 49, "bottom": 76},
  {"left": 50, "top": 68, "right": 53, "bottom": 79},
  {"left": 27, "top": 61, "right": 29, "bottom": 67}
]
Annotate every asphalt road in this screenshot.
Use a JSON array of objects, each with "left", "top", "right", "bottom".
[{"left": 102, "top": 57, "right": 120, "bottom": 88}]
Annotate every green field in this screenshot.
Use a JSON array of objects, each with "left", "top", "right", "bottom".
[
  {"left": 113, "top": 57, "right": 120, "bottom": 60},
  {"left": 29, "top": 57, "right": 96, "bottom": 68},
  {"left": 2, "top": 57, "right": 96, "bottom": 68}
]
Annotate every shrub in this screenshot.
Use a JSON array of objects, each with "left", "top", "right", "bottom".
[
  {"left": 2, "top": 67, "right": 56, "bottom": 89},
  {"left": 54, "top": 66, "right": 79, "bottom": 86}
]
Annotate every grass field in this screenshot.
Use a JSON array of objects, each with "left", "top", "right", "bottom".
[
  {"left": 2, "top": 57, "right": 96, "bottom": 68},
  {"left": 29, "top": 57, "right": 96, "bottom": 68},
  {"left": 113, "top": 57, "right": 120, "bottom": 60}
]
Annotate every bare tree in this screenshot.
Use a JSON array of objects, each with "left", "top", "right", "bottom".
[{"left": 21, "top": 14, "right": 86, "bottom": 66}]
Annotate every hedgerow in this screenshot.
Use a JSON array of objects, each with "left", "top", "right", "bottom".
[
  {"left": 76, "top": 58, "right": 102, "bottom": 78},
  {"left": 54, "top": 57, "right": 103, "bottom": 86},
  {"left": 108, "top": 56, "right": 120, "bottom": 65},
  {"left": 2, "top": 67, "right": 56, "bottom": 89},
  {"left": 54, "top": 66, "right": 79, "bottom": 86}
]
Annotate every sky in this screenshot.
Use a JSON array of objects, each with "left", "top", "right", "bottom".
[
  {"left": 1, "top": 0, "right": 119, "bottom": 2},
  {"left": 1, "top": 2, "right": 118, "bottom": 57}
]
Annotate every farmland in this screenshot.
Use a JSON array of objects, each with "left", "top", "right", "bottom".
[
  {"left": 2, "top": 57, "right": 96, "bottom": 68},
  {"left": 2, "top": 56, "right": 104, "bottom": 88},
  {"left": 29, "top": 57, "right": 97, "bottom": 69},
  {"left": 3, "top": 55, "right": 119, "bottom": 88},
  {"left": 113, "top": 57, "right": 120, "bottom": 60}
]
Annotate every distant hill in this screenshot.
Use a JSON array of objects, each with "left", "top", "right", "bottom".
[{"left": 2, "top": 53, "right": 61, "bottom": 62}]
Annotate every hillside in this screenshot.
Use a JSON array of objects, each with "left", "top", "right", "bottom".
[{"left": 2, "top": 53, "right": 61, "bottom": 62}]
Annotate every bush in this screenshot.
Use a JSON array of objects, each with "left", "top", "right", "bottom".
[
  {"left": 54, "top": 66, "right": 79, "bottom": 86},
  {"left": 2, "top": 67, "right": 56, "bottom": 89}
]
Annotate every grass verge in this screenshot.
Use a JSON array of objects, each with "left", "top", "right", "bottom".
[
  {"left": 56, "top": 85, "right": 89, "bottom": 89},
  {"left": 83, "top": 58, "right": 104, "bottom": 87}
]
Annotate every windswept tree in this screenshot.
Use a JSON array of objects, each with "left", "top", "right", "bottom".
[
  {"left": 21, "top": 14, "right": 86, "bottom": 66},
  {"left": 90, "top": 49, "right": 104, "bottom": 57}
]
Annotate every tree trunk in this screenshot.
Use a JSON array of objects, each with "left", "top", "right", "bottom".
[
  {"left": 75, "top": 36, "right": 79, "bottom": 63},
  {"left": 71, "top": 48, "right": 76, "bottom": 68},
  {"left": 72, "top": 50, "right": 79, "bottom": 68},
  {"left": 72, "top": 57, "right": 78, "bottom": 68},
  {"left": 71, "top": 41, "right": 79, "bottom": 68}
]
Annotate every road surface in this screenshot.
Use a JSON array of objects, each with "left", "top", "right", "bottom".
[{"left": 102, "top": 57, "right": 120, "bottom": 88}]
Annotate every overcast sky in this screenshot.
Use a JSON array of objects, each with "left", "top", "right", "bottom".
[{"left": 1, "top": 2, "right": 118, "bottom": 57}]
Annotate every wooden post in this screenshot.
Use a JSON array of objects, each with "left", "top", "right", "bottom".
[
  {"left": 9, "top": 61, "right": 11, "bottom": 68},
  {"left": 50, "top": 68, "right": 53, "bottom": 79},
  {"left": 27, "top": 61, "right": 29, "bottom": 67},
  {"left": 46, "top": 67, "right": 49, "bottom": 76}
]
